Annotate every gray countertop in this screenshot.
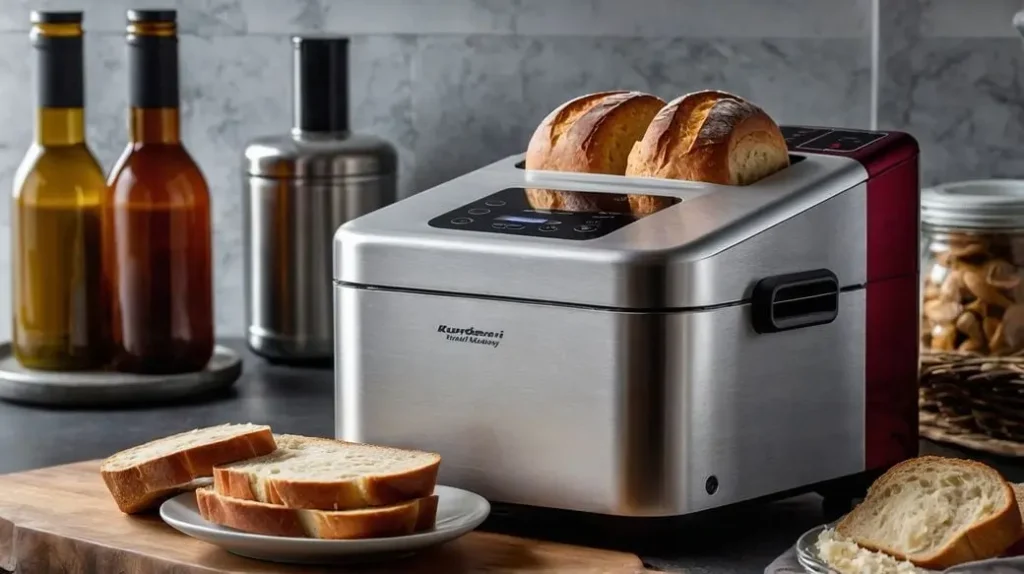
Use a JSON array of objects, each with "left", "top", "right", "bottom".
[{"left": 0, "top": 338, "right": 1020, "bottom": 574}]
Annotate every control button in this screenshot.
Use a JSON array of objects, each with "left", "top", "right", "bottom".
[
  {"left": 797, "top": 129, "right": 886, "bottom": 153},
  {"left": 574, "top": 224, "right": 598, "bottom": 233},
  {"left": 503, "top": 223, "right": 524, "bottom": 230},
  {"left": 491, "top": 222, "right": 507, "bottom": 230},
  {"left": 484, "top": 199, "right": 506, "bottom": 207},
  {"left": 539, "top": 224, "right": 559, "bottom": 232},
  {"left": 584, "top": 219, "right": 601, "bottom": 227},
  {"left": 468, "top": 208, "right": 491, "bottom": 216},
  {"left": 780, "top": 126, "right": 830, "bottom": 148},
  {"left": 451, "top": 217, "right": 473, "bottom": 225}
]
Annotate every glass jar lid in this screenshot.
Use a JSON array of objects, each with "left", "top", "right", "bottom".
[{"left": 921, "top": 179, "right": 1024, "bottom": 230}]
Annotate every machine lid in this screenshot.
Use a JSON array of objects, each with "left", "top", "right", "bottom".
[
  {"left": 245, "top": 132, "right": 397, "bottom": 179},
  {"left": 922, "top": 179, "right": 1024, "bottom": 230},
  {"left": 334, "top": 151, "right": 875, "bottom": 310}
]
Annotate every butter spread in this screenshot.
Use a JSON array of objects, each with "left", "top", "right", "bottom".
[{"left": 816, "top": 528, "right": 929, "bottom": 574}]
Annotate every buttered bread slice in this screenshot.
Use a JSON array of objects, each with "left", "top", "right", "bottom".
[
  {"left": 101, "top": 422, "right": 276, "bottom": 514},
  {"left": 212, "top": 434, "right": 441, "bottom": 510}
]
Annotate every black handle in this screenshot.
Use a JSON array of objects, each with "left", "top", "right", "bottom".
[{"left": 751, "top": 269, "right": 839, "bottom": 334}]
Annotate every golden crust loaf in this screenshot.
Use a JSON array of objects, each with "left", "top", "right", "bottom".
[
  {"left": 625, "top": 90, "right": 789, "bottom": 186},
  {"left": 525, "top": 90, "right": 666, "bottom": 174}
]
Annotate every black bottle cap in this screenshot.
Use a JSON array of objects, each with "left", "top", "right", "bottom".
[
  {"left": 127, "top": 9, "right": 177, "bottom": 23},
  {"left": 30, "top": 11, "right": 84, "bottom": 108},
  {"left": 31, "top": 11, "right": 83, "bottom": 24},
  {"left": 292, "top": 36, "right": 349, "bottom": 133}
]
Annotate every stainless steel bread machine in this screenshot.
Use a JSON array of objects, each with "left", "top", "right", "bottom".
[{"left": 332, "top": 126, "right": 921, "bottom": 518}]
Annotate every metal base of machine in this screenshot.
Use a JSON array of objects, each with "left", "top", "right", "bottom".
[
  {"left": 247, "top": 330, "right": 332, "bottom": 367},
  {"left": 0, "top": 343, "right": 243, "bottom": 408},
  {"left": 475, "top": 469, "right": 882, "bottom": 552}
]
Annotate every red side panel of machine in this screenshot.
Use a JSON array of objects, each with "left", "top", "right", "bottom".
[{"left": 782, "top": 127, "right": 922, "bottom": 471}]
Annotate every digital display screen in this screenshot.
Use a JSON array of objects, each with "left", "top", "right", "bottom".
[{"left": 496, "top": 215, "right": 548, "bottom": 224}]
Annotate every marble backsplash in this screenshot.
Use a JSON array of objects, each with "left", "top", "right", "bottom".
[{"left": 0, "top": 0, "right": 1019, "bottom": 339}]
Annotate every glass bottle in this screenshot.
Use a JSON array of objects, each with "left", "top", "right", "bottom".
[
  {"left": 12, "top": 11, "right": 109, "bottom": 371},
  {"left": 104, "top": 10, "right": 214, "bottom": 374}
]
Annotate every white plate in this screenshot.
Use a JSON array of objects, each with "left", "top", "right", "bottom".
[{"left": 159, "top": 486, "right": 491, "bottom": 565}]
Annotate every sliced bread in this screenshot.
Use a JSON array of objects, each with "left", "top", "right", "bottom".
[
  {"left": 101, "top": 423, "right": 276, "bottom": 514},
  {"left": 213, "top": 434, "right": 441, "bottom": 510},
  {"left": 835, "top": 456, "right": 1023, "bottom": 569},
  {"left": 196, "top": 487, "right": 439, "bottom": 539}
]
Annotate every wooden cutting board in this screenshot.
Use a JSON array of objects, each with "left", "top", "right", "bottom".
[{"left": 0, "top": 460, "right": 651, "bottom": 573}]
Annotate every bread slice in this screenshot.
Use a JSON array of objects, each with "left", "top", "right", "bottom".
[
  {"left": 100, "top": 423, "right": 276, "bottom": 514},
  {"left": 1003, "top": 483, "right": 1024, "bottom": 557},
  {"left": 196, "top": 486, "right": 438, "bottom": 539},
  {"left": 625, "top": 89, "right": 789, "bottom": 186},
  {"left": 835, "top": 456, "right": 1023, "bottom": 569},
  {"left": 212, "top": 434, "right": 441, "bottom": 511},
  {"left": 525, "top": 90, "right": 666, "bottom": 175}
]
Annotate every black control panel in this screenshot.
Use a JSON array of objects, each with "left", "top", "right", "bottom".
[
  {"left": 780, "top": 126, "right": 888, "bottom": 153},
  {"left": 428, "top": 187, "right": 681, "bottom": 240}
]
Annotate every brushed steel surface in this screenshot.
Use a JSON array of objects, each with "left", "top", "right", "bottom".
[
  {"left": 244, "top": 173, "right": 396, "bottom": 361},
  {"left": 334, "top": 152, "right": 869, "bottom": 309},
  {"left": 0, "top": 344, "right": 242, "bottom": 407},
  {"left": 245, "top": 132, "right": 397, "bottom": 179},
  {"left": 335, "top": 285, "right": 866, "bottom": 517}
]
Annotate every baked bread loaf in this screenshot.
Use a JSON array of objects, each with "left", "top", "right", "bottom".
[
  {"left": 196, "top": 486, "right": 439, "bottom": 539},
  {"left": 835, "top": 456, "right": 1023, "bottom": 569},
  {"left": 100, "top": 423, "right": 276, "bottom": 514},
  {"left": 525, "top": 90, "right": 666, "bottom": 174},
  {"left": 625, "top": 90, "right": 789, "bottom": 186},
  {"left": 213, "top": 434, "right": 441, "bottom": 510}
]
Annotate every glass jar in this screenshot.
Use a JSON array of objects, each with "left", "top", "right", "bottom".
[{"left": 920, "top": 180, "right": 1024, "bottom": 356}]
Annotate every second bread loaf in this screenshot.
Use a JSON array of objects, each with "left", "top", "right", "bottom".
[{"left": 625, "top": 90, "right": 789, "bottom": 186}]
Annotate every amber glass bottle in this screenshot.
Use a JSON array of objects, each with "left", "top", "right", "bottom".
[
  {"left": 104, "top": 10, "right": 214, "bottom": 374},
  {"left": 12, "top": 12, "right": 109, "bottom": 371}
]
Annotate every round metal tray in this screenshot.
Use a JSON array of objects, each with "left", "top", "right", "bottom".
[{"left": 0, "top": 343, "right": 243, "bottom": 407}]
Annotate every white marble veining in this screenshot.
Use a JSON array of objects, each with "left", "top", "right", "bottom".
[
  {"left": 0, "top": 0, "right": 870, "bottom": 38},
  {"left": 876, "top": 0, "right": 1024, "bottom": 187},
  {"left": 0, "top": 0, "right": 1015, "bottom": 340}
]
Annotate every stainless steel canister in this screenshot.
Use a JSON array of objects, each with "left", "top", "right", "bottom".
[{"left": 243, "top": 37, "right": 398, "bottom": 363}]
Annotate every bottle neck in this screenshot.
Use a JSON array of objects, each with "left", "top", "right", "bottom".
[
  {"left": 127, "top": 26, "right": 180, "bottom": 144},
  {"left": 31, "top": 22, "right": 85, "bottom": 147},
  {"left": 129, "top": 107, "right": 180, "bottom": 144},
  {"left": 35, "top": 107, "right": 85, "bottom": 146}
]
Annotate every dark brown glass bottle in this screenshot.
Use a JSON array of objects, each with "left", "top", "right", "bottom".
[
  {"left": 12, "top": 12, "right": 109, "bottom": 371},
  {"left": 103, "top": 10, "right": 214, "bottom": 374}
]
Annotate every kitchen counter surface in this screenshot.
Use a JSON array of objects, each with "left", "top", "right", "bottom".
[{"left": 1, "top": 338, "right": 1022, "bottom": 574}]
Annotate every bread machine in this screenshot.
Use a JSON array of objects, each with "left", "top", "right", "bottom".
[{"left": 333, "top": 125, "right": 921, "bottom": 518}]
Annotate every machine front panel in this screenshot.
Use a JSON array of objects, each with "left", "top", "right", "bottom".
[
  {"left": 427, "top": 186, "right": 682, "bottom": 240},
  {"left": 335, "top": 284, "right": 867, "bottom": 516}
]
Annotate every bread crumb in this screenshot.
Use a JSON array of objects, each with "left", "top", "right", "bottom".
[{"left": 817, "top": 528, "right": 928, "bottom": 574}]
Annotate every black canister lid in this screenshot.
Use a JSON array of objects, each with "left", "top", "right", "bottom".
[
  {"left": 31, "top": 11, "right": 83, "bottom": 24},
  {"left": 126, "top": 10, "right": 177, "bottom": 23},
  {"left": 292, "top": 36, "right": 349, "bottom": 134}
]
